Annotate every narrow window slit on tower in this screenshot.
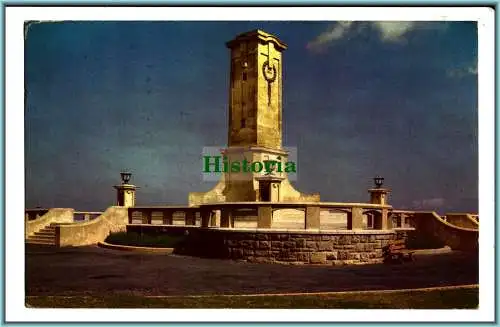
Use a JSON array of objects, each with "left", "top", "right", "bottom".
[
  {"left": 242, "top": 71, "right": 247, "bottom": 81},
  {"left": 241, "top": 119, "right": 246, "bottom": 128}
]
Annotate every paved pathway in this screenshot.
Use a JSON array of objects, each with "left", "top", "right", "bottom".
[{"left": 26, "top": 245, "right": 478, "bottom": 297}]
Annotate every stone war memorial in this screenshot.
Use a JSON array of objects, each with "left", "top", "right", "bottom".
[
  {"left": 22, "top": 23, "right": 482, "bottom": 311},
  {"left": 25, "top": 29, "right": 479, "bottom": 266}
]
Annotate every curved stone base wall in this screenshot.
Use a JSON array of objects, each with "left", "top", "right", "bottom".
[{"left": 127, "top": 225, "right": 408, "bottom": 265}]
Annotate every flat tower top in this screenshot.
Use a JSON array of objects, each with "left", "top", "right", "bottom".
[{"left": 226, "top": 29, "right": 287, "bottom": 51}]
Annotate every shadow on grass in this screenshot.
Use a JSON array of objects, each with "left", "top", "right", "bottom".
[
  {"left": 26, "top": 287, "right": 478, "bottom": 309},
  {"left": 104, "top": 232, "right": 185, "bottom": 248}
]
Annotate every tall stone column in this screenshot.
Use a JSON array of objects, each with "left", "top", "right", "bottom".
[{"left": 188, "top": 30, "right": 320, "bottom": 206}]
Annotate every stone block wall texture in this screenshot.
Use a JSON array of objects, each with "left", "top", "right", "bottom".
[
  {"left": 57, "top": 206, "right": 128, "bottom": 247},
  {"left": 127, "top": 225, "right": 403, "bottom": 265},
  {"left": 182, "top": 229, "right": 404, "bottom": 265},
  {"left": 26, "top": 208, "right": 74, "bottom": 237},
  {"left": 409, "top": 212, "right": 478, "bottom": 251},
  {"left": 444, "top": 213, "right": 479, "bottom": 229}
]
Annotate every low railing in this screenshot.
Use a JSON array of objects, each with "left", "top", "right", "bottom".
[
  {"left": 128, "top": 202, "right": 394, "bottom": 231},
  {"left": 391, "top": 210, "right": 479, "bottom": 229},
  {"left": 390, "top": 210, "right": 416, "bottom": 228},
  {"left": 73, "top": 211, "right": 103, "bottom": 222},
  {"left": 128, "top": 206, "right": 201, "bottom": 226}
]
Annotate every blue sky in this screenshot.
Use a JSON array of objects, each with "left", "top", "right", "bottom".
[{"left": 25, "top": 21, "right": 478, "bottom": 213}]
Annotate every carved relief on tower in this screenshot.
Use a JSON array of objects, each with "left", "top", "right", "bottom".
[{"left": 256, "top": 41, "right": 282, "bottom": 149}]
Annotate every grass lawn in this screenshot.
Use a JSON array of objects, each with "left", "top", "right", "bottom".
[
  {"left": 26, "top": 287, "right": 478, "bottom": 309},
  {"left": 104, "top": 232, "right": 184, "bottom": 248}
]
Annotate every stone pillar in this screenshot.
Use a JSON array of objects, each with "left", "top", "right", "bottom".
[
  {"left": 128, "top": 209, "right": 133, "bottom": 224},
  {"left": 257, "top": 205, "right": 272, "bottom": 228},
  {"left": 368, "top": 181, "right": 391, "bottom": 230},
  {"left": 220, "top": 207, "right": 232, "bottom": 228},
  {"left": 381, "top": 208, "right": 389, "bottom": 230},
  {"left": 347, "top": 207, "right": 364, "bottom": 230},
  {"left": 113, "top": 172, "right": 138, "bottom": 207},
  {"left": 400, "top": 213, "right": 406, "bottom": 228},
  {"left": 372, "top": 210, "right": 389, "bottom": 230},
  {"left": 387, "top": 213, "right": 394, "bottom": 229},
  {"left": 113, "top": 184, "right": 138, "bottom": 207},
  {"left": 368, "top": 178, "right": 390, "bottom": 206},
  {"left": 305, "top": 205, "right": 320, "bottom": 229},
  {"left": 368, "top": 188, "right": 390, "bottom": 206},
  {"left": 215, "top": 210, "right": 221, "bottom": 226},
  {"left": 201, "top": 209, "right": 212, "bottom": 228},
  {"left": 209, "top": 210, "right": 221, "bottom": 227}
]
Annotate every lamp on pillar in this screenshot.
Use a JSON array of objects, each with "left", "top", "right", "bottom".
[
  {"left": 120, "top": 171, "right": 132, "bottom": 184},
  {"left": 374, "top": 176, "right": 384, "bottom": 189},
  {"left": 368, "top": 176, "right": 391, "bottom": 230},
  {"left": 113, "top": 171, "right": 138, "bottom": 207},
  {"left": 368, "top": 176, "right": 390, "bottom": 205}
]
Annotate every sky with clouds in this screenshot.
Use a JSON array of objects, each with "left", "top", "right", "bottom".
[{"left": 25, "top": 21, "right": 478, "bottom": 213}]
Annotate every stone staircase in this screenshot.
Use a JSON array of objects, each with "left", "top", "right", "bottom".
[{"left": 26, "top": 223, "right": 71, "bottom": 246}]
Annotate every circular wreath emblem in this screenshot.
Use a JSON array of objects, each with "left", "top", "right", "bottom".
[{"left": 262, "top": 60, "right": 277, "bottom": 83}]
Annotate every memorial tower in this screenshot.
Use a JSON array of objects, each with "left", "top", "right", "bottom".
[{"left": 189, "top": 30, "right": 319, "bottom": 205}]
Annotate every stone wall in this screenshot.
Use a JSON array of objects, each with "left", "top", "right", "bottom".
[
  {"left": 410, "top": 212, "right": 478, "bottom": 251},
  {"left": 127, "top": 225, "right": 405, "bottom": 265},
  {"left": 444, "top": 213, "right": 479, "bottom": 229},
  {"left": 57, "top": 206, "right": 128, "bottom": 247},
  {"left": 26, "top": 208, "right": 74, "bottom": 237}
]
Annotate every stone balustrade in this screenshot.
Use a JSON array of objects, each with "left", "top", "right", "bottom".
[
  {"left": 128, "top": 206, "right": 200, "bottom": 226},
  {"left": 390, "top": 210, "right": 417, "bottom": 228},
  {"left": 73, "top": 211, "right": 103, "bottom": 222},
  {"left": 201, "top": 202, "right": 393, "bottom": 230},
  {"left": 129, "top": 202, "right": 394, "bottom": 231}
]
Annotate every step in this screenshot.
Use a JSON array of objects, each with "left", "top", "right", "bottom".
[
  {"left": 28, "top": 235, "right": 56, "bottom": 242},
  {"left": 39, "top": 228, "right": 56, "bottom": 233},
  {"left": 26, "top": 239, "right": 56, "bottom": 245},
  {"left": 50, "top": 223, "right": 73, "bottom": 226},
  {"left": 34, "top": 231, "right": 56, "bottom": 237}
]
